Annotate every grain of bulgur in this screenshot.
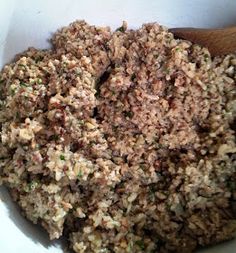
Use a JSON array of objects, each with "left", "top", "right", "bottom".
[{"left": 0, "top": 20, "right": 236, "bottom": 253}]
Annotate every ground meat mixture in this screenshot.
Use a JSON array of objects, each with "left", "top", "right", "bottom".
[{"left": 0, "top": 20, "right": 236, "bottom": 253}]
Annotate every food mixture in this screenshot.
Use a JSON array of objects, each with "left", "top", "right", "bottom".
[{"left": 0, "top": 21, "right": 236, "bottom": 253}]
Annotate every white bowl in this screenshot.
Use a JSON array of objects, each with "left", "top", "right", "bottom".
[{"left": 0, "top": 0, "right": 236, "bottom": 252}]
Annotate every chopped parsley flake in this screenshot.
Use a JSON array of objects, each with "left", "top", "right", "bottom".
[
  {"left": 25, "top": 181, "right": 38, "bottom": 192},
  {"left": 29, "top": 181, "right": 38, "bottom": 191},
  {"left": 135, "top": 240, "right": 145, "bottom": 250},
  {"left": 78, "top": 120, "right": 84, "bottom": 126},
  {"left": 18, "top": 64, "right": 27, "bottom": 69},
  {"left": 77, "top": 170, "right": 83, "bottom": 178},
  {"left": 139, "top": 164, "right": 146, "bottom": 170},
  {"left": 51, "top": 135, "right": 59, "bottom": 141},
  {"left": 60, "top": 154, "right": 65, "bottom": 160},
  {"left": 131, "top": 73, "right": 136, "bottom": 81},
  {"left": 164, "top": 68, "right": 170, "bottom": 74},
  {"left": 116, "top": 26, "right": 125, "bottom": 32},
  {"left": 35, "top": 56, "right": 43, "bottom": 63},
  {"left": 20, "top": 82, "right": 28, "bottom": 87},
  {"left": 10, "top": 88, "right": 16, "bottom": 96},
  {"left": 37, "top": 78, "right": 42, "bottom": 84},
  {"left": 204, "top": 54, "right": 209, "bottom": 61},
  {"left": 76, "top": 71, "right": 82, "bottom": 77},
  {"left": 124, "top": 111, "right": 134, "bottom": 118},
  {"left": 88, "top": 141, "right": 96, "bottom": 147},
  {"left": 112, "top": 125, "right": 118, "bottom": 132},
  {"left": 16, "top": 111, "right": 20, "bottom": 119}
]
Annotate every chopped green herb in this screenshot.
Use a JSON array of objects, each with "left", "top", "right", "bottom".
[
  {"left": 155, "top": 143, "right": 164, "bottom": 149},
  {"left": 24, "top": 95, "right": 29, "bottom": 100},
  {"left": 135, "top": 240, "right": 145, "bottom": 250},
  {"left": 78, "top": 120, "right": 84, "bottom": 126},
  {"left": 204, "top": 54, "right": 209, "bottom": 61},
  {"left": 149, "top": 184, "right": 157, "bottom": 195},
  {"left": 164, "top": 68, "right": 170, "bottom": 74},
  {"left": 112, "top": 125, "right": 119, "bottom": 132},
  {"left": 51, "top": 134, "right": 59, "bottom": 141},
  {"left": 20, "top": 82, "right": 28, "bottom": 87},
  {"left": 60, "top": 154, "right": 65, "bottom": 160},
  {"left": 139, "top": 164, "right": 146, "bottom": 170},
  {"left": 77, "top": 170, "right": 83, "bottom": 179},
  {"left": 124, "top": 111, "right": 134, "bottom": 118},
  {"left": 35, "top": 55, "right": 43, "bottom": 63},
  {"left": 29, "top": 181, "right": 38, "bottom": 191},
  {"left": 18, "top": 64, "right": 27, "bottom": 69},
  {"left": 24, "top": 185, "right": 30, "bottom": 192},
  {"left": 131, "top": 73, "right": 136, "bottom": 81},
  {"left": 127, "top": 241, "right": 133, "bottom": 252},
  {"left": 109, "top": 185, "right": 115, "bottom": 191},
  {"left": 76, "top": 71, "right": 82, "bottom": 77},
  {"left": 37, "top": 78, "right": 42, "bottom": 84},
  {"left": 10, "top": 88, "right": 16, "bottom": 96},
  {"left": 116, "top": 26, "right": 125, "bottom": 32},
  {"left": 175, "top": 47, "right": 180, "bottom": 52},
  {"left": 24, "top": 181, "right": 38, "bottom": 192},
  {"left": 16, "top": 111, "right": 20, "bottom": 119},
  {"left": 88, "top": 141, "right": 96, "bottom": 147},
  {"left": 104, "top": 133, "right": 109, "bottom": 139},
  {"left": 149, "top": 191, "right": 155, "bottom": 201},
  {"left": 111, "top": 90, "right": 116, "bottom": 95}
]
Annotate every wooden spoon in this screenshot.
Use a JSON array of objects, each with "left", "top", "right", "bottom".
[{"left": 169, "top": 26, "right": 236, "bottom": 56}]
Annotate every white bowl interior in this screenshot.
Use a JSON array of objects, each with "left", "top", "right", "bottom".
[{"left": 0, "top": 0, "right": 236, "bottom": 252}]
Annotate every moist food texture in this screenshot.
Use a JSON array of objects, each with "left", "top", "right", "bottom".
[{"left": 0, "top": 21, "right": 236, "bottom": 253}]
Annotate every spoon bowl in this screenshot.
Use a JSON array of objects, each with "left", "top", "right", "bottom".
[{"left": 170, "top": 26, "right": 236, "bottom": 56}]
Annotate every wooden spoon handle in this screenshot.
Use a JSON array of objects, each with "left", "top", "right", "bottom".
[{"left": 169, "top": 26, "right": 236, "bottom": 56}]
